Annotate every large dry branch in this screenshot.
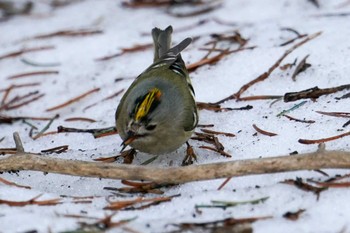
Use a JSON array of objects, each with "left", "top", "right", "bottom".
[{"left": 1, "top": 133, "right": 350, "bottom": 184}]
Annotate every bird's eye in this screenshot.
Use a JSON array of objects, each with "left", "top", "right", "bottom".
[{"left": 146, "top": 124, "right": 157, "bottom": 131}]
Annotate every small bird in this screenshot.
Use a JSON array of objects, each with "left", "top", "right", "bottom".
[{"left": 115, "top": 26, "right": 198, "bottom": 164}]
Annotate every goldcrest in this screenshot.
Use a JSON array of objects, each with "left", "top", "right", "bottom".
[{"left": 115, "top": 25, "right": 198, "bottom": 155}]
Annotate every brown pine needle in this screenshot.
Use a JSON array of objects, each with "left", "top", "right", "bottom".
[
  {"left": 217, "top": 177, "right": 232, "bottom": 190},
  {"left": 83, "top": 89, "right": 124, "bottom": 110},
  {"left": 308, "top": 180, "right": 350, "bottom": 188},
  {"left": 33, "top": 131, "right": 57, "bottom": 139},
  {"left": 64, "top": 117, "right": 96, "bottom": 123},
  {"left": 0, "top": 83, "right": 41, "bottom": 92},
  {"left": 7, "top": 71, "right": 59, "bottom": 79},
  {"left": 200, "top": 128, "right": 235, "bottom": 137},
  {"left": 0, "top": 46, "right": 55, "bottom": 60},
  {"left": 29, "top": 29, "right": 103, "bottom": 40},
  {"left": 0, "top": 177, "right": 31, "bottom": 189},
  {"left": 95, "top": 44, "right": 152, "bottom": 61},
  {"left": 199, "top": 145, "right": 232, "bottom": 157},
  {"left": 46, "top": 88, "right": 100, "bottom": 112},
  {"left": 252, "top": 124, "right": 278, "bottom": 136},
  {"left": 299, "top": 131, "right": 350, "bottom": 144},
  {"left": 187, "top": 49, "right": 229, "bottom": 72},
  {"left": 316, "top": 111, "right": 350, "bottom": 118},
  {"left": 283, "top": 114, "right": 316, "bottom": 124},
  {"left": 3, "top": 93, "right": 45, "bottom": 111},
  {"left": 104, "top": 195, "right": 178, "bottom": 210},
  {"left": 0, "top": 194, "right": 61, "bottom": 207}
]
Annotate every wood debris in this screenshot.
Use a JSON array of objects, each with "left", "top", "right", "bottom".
[
  {"left": 57, "top": 125, "right": 117, "bottom": 138},
  {"left": 283, "top": 209, "right": 306, "bottom": 221},
  {"left": 291, "top": 54, "right": 311, "bottom": 81},
  {"left": 281, "top": 177, "right": 327, "bottom": 200},
  {"left": 284, "top": 84, "right": 350, "bottom": 102},
  {"left": 41, "top": 145, "right": 69, "bottom": 154}
]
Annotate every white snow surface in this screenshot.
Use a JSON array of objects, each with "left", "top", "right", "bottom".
[{"left": 1, "top": 0, "right": 350, "bottom": 232}]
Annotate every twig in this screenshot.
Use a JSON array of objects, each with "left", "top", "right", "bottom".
[
  {"left": 284, "top": 84, "right": 350, "bottom": 102},
  {"left": 215, "top": 32, "right": 322, "bottom": 104},
  {"left": 32, "top": 114, "right": 59, "bottom": 140},
  {"left": 57, "top": 126, "right": 117, "bottom": 138},
  {"left": 238, "top": 95, "right": 282, "bottom": 101},
  {"left": 291, "top": 54, "right": 311, "bottom": 81},
  {"left": 1, "top": 133, "right": 350, "bottom": 184},
  {"left": 283, "top": 209, "right": 306, "bottom": 221},
  {"left": 41, "top": 145, "right": 69, "bottom": 154},
  {"left": 13, "top": 132, "right": 24, "bottom": 153}
]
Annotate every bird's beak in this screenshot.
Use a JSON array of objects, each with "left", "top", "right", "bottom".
[{"left": 120, "top": 132, "right": 139, "bottom": 152}]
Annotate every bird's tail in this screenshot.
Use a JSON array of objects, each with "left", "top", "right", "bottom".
[{"left": 152, "top": 25, "right": 173, "bottom": 61}]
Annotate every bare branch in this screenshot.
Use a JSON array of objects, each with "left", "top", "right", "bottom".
[{"left": 1, "top": 138, "right": 350, "bottom": 184}]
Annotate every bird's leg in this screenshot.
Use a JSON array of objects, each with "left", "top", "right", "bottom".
[
  {"left": 119, "top": 148, "right": 137, "bottom": 164},
  {"left": 182, "top": 142, "right": 197, "bottom": 166}
]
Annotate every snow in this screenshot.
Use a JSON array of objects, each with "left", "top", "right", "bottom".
[{"left": 1, "top": 0, "right": 350, "bottom": 232}]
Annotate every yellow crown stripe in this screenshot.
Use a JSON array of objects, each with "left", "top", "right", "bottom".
[{"left": 135, "top": 88, "right": 161, "bottom": 121}]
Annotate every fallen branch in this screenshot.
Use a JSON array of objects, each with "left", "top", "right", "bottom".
[
  {"left": 1, "top": 133, "right": 350, "bottom": 184},
  {"left": 284, "top": 84, "right": 350, "bottom": 102}
]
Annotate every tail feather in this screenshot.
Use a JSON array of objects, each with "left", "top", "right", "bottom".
[{"left": 152, "top": 26, "right": 173, "bottom": 61}]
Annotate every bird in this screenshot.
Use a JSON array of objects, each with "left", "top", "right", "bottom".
[{"left": 115, "top": 25, "right": 198, "bottom": 165}]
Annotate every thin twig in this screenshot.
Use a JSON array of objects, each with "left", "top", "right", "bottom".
[{"left": 284, "top": 84, "right": 350, "bottom": 102}]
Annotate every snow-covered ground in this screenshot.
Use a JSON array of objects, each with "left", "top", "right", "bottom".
[{"left": 1, "top": 0, "right": 350, "bottom": 232}]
